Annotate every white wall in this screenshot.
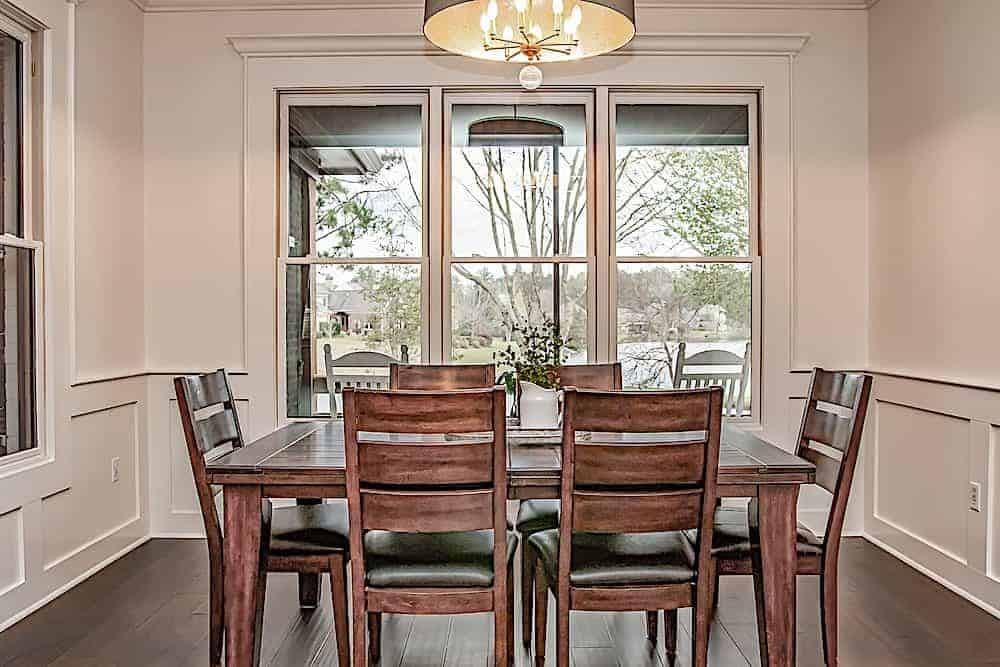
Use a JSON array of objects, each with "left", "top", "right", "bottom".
[
  {"left": 141, "top": 4, "right": 869, "bottom": 536},
  {"left": 0, "top": 0, "right": 148, "bottom": 633},
  {"left": 866, "top": 0, "right": 1000, "bottom": 615}
]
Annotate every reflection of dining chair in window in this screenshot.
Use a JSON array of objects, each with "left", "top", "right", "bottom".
[
  {"left": 389, "top": 362, "right": 495, "bottom": 390},
  {"left": 673, "top": 341, "right": 751, "bottom": 417},
  {"left": 175, "top": 370, "right": 351, "bottom": 667},
  {"left": 343, "top": 387, "right": 515, "bottom": 667}
]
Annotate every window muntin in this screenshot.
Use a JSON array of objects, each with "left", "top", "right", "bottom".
[
  {"left": 613, "top": 99, "right": 755, "bottom": 414},
  {"left": 283, "top": 97, "right": 426, "bottom": 417}
]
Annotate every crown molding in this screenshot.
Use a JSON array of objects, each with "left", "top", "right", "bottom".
[
  {"left": 227, "top": 31, "right": 809, "bottom": 57},
  {"left": 140, "top": 0, "right": 872, "bottom": 13}
]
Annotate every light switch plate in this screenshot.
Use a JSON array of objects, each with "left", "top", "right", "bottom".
[{"left": 969, "top": 482, "right": 982, "bottom": 512}]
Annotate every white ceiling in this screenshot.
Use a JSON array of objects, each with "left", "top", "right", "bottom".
[{"left": 131, "top": 0, "right": 878, "bottom": 13}]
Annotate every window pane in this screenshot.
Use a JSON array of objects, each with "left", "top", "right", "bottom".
[
  {"left": 451, "top": 262, "right": 587, "bottom": 363},
  {"left": 0, "top": 34, "right": 21, "bottom": 237},
  {"left": 0, "top": 245, "right": 35, "bottom": 457},
  {"left": 615, "top": 105, "right": 750, "bottom": 257},
  {"left": 452, "top": 104, "right": 587, "bottom": 257},
  {"left": 616, "top": 263, "right": 751, "bottom": 414},
  {"left": 285, "top": 263, "right": 421, "bottom": 416},
  {"left": 288, "top": 105, "right": 423, "bottom": 258}
]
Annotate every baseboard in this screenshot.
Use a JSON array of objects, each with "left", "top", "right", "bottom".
[
  {"left": 150, "top": 532, "right": 205, "bottom": 539},
  {"left": 863, "top": 534, "right": 1000, "bottom": 620},
  {"left": 0, "top": 535, "right": 151, "bottom": 633}
]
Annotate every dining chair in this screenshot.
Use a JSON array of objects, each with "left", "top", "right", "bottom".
[
  {"left": 673, "top": 341, "right": 751, "bottom": 417},
  {"left": 530, "top": 386, "right": 723, "bottom": 667},
  {"left": 695, "top": 368, "right": 872, "bottom": 667},
  {"left": 389, "top": 362, "right": 495, "bottom": 390},
  {"left": 515, "top": 362, "right": 622, "bottom": 647},
  {"left": 343, "top": 386, "right": 515, "bottom": 667},
  {"left": 175, "top": 370, "right": 351, "bottom": 667}
]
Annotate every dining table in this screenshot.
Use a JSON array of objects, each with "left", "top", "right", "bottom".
[{"left": 206, "top": 419, "right": 815, "bottom": 667}]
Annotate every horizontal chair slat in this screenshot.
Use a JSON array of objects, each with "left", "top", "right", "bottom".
[
  {"left": 351, "top": 389, "right": 496, "bottom": 433},
  {"left": 572, "top": 489, "right": 703, "bottom": 533},
  {"left": 570, "top": 585, "right": 693, "bottom": 612},
  {"left": 361, "top": 488, "right": 494, "bottom": 532},
  {"left": 195, "top": 410, "right": 239, "bottom": 452},
  {"left": 366, "top": 588, "right": 495, "bottom": 614},
  {"left": 359, "top": 443, "right": 492, "bottom": 486},
  {"left": 800, "top": 446, "right": 843, "bottom": 494},
  {"left": 803, "top": 408, "right": 852, "bottom": 450},
  {"left": 812, "top": 371, "right": 864, "bottom": 409},
  {"left": 572, "top": 390, "right": 711, "bottom": 433},
  {"left": 187, "top": 371, "right": 231, "bottom": 411},
  {"left": 574, "top": 442, "right": 705, "bottom": 486}
]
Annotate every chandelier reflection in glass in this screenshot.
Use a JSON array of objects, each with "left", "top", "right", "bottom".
[{"left": 424, "top": 0, "right": 635, "bottom": 64}]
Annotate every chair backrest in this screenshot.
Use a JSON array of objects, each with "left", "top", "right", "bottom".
[
  {"left": 324, "top": 345, "right": 397, "bottom": 399},
  {"left": 795, "top": 368, "right": 872, "bottom": 553},
  {"left": 674, "top": 342, "right": 750, "bottom": 417},
  {"left": 173, "top": 369, "right": 245, "bottom": 556},
  {"left": 343, "top": 387, "right": 509, "bottom": 586},
  {"left": 558, "top": 387, "right": 723, "bottom": 583},
  {"left": 390, "top": 363, "right": 496, "bottom": 390},
  {"left": 557, "top": 363, "right": 622, "bottom": 391}
]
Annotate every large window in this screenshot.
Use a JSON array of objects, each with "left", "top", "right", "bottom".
[
  {"left": 281, "top": 90, "right": 757, "bottom": 419},
  {"left": 0, "top": 22, "right": 38, "bottom": 462}
]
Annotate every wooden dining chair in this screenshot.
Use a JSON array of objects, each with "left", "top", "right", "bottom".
[
  {"left": 697, "top": 368, "right": 872, "bottom": 667},
  {"left": 175, "top": 370, "right": 351, "bottom": 667},
  {"left": 343, "top": 386, "right": 515, "bottom": 667},
  {"left": 530, "top": 386, "right": 723, "bottom": 667},
  {"left": 389, "top": 362, "right": 495, "bottom": 390},
  {"left": 515, "top": 362, "right": 622, "bottom": 647}
]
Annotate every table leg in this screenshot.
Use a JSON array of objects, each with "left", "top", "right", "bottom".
[
  {"left": 297, "top": 499, "right": 322, "bottom": 608},
  {"left": 750, "top": 484, "right": 799, "bottom": 667},
  {"left": 224, "top": 485, "right": 265, "bottom": 667}
]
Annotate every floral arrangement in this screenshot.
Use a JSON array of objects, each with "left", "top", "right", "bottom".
[{"left": 495, "top": 318, "right": 567, "bottom": 393}]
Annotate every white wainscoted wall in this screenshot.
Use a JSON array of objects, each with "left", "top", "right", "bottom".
[
  {"left": 866, "top": 0, "right": 1000, "bottom": 616},
  {"left": 0, "top": 0, "right": 148, "bottom": 632}
]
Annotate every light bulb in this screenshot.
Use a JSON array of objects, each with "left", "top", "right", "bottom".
[
  {"left": 514, "top": 0, "right": 528, "bottom": 13},
  {"left": 530, "top": 23, "right": 543, "bottom": 38},
  {"left": 502, "top": 25, "right": 515, "bottom": 41},
  {"left": 564, "top": 18, "right": 577, "bottom": 36},
  {"left": 570, "top": 4, "right": 582, "bottom": 25},
  {"left": 480, "top": 12, "right": 492, "bottom": 34},
  {"left": 552, "top": 0, "right": 564, "bottom": 15},
  {"left": 487, "top": 0, "right": 499, "bottom": 20}
]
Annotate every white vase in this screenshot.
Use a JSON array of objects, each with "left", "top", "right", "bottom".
[{"left": 518, "top": 381, "right": 561, "bottom": 429}]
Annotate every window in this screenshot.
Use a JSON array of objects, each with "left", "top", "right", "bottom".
[
  {"left": 447, "top": 95, "right": 592, "bottom": 365},
  {"left": 281, "top": 96, "right": 427, "bottom": 417},
  {"left": 613, "top": 96, "right": 756, "bottom": 414},
  {"left": 280, "top": 90, "right": 758, "bottom": 419},
  {"left": 0, "top": 22, "right": 39, "bottom": 461}
]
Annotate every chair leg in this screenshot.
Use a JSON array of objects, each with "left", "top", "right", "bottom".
[
  {"left": 495, "top": 578, "right": 510, "bottom": 667},
  {"left": 521, "top": 544, "right": 536, "bottom": 648},
  {"left": 645, "top": 610, "right": 658, "bottom": 642},
  {"left": 664, "top": 609, "right": 678, "bottom": 665},
  {"left": 507, "top": 569, "right": 515, "bottom": 667},
  {"left": 821, "top": 568, "right": 839, "bottom": 667},
  {"left": 368, "top": 612, "right": 382, "bottom": 664},
  {"left": 692, "top": 560, "right": 715, "bottom": 667},
  {"left": 209, "top": 566, "right": 223, "bottom": 667},
  {"left": 534, "top": 568, "right": 548, "bottom": 667},
  {"left": 330, "top": 558, "right": 351, "bottom": 667}
]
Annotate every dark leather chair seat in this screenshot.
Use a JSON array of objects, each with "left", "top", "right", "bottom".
[
  {"left": 689, "top": 506, "right": 824, "bottom": 558},
  {"left": 364, "top": 530, "right": 519, "bottom": 588},
  {"left": 269, "top": 502, "right": 351, "bottom": 556},
  {"left": 528, "top": 529, "right": 697, "bottom": 587},
  {"left": 515, "top": 499, "right": 560, "bottom": 536}
]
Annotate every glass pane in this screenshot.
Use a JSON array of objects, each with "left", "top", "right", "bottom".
[
  {"left": 288, "top": 104, "right": 423, "bottom": 258},
  {"left": 615, "top": 104, "right": 750, "bottom": 257},
  {"left": 452, "top": 104, "right": 587, "bottom": 257},
  {"left": 285, "top": 263, "right": 421, "bottom": 416},
  {"left": 616, "top": 263, "right": 751, "bottom": 414},
  {"left": 0, "top": 245, "right": 35, "bottom": 457},
  {"left": 0, "top": 34, "right": 21, "bottom": 237},
  {"left": 451, "top": 262, "right": 587, "bottom": 363}
]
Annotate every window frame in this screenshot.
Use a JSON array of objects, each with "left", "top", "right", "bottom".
[
  {"left": 608, "top": 91, "right": 761, "bottom": 421},
  {"left": 277, "top": 92, "right": 431, "bottom": 420},
  {"left": 0, "top": 11, "right": 45, "bottom": 472}
]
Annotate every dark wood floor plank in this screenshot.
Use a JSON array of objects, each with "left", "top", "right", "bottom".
[{"left": 443, "top": 614, "right": 491, "bottom": 667}]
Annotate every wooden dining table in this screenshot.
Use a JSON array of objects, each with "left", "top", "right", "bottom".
[{"left": 207, "top": 420, "right": 815, "bottom": 667}]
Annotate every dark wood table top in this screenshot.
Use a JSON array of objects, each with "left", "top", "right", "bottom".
[{"left": 206, "top": 420, "right": 814, "bottom": 493}]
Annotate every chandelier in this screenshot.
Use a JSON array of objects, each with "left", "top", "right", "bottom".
[{"left": 423, "top": 0, "right": 636, "bottom": 64}]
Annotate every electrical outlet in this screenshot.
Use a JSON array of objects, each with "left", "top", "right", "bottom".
[
  {"left": 111, "top": 457, "right": 120, "bottom": 483},
  {"left": 969, "top": 482, "right": 982, "bottom": 512}
]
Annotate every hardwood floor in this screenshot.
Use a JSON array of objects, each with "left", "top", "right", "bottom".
[{"left": 2, "top": 538, "right": 999, "bottom": 666}]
